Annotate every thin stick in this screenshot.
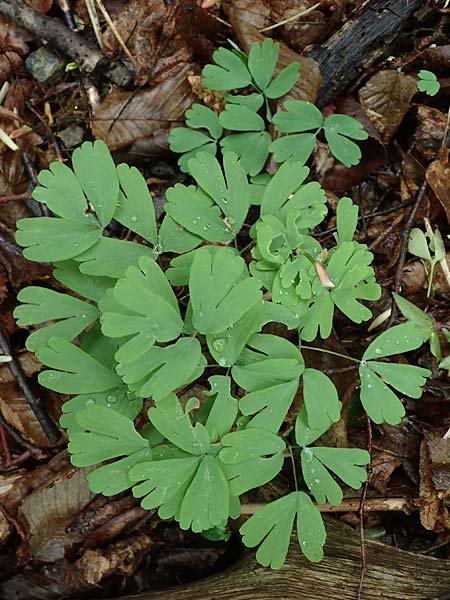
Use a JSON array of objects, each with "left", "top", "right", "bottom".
[
  {"left": 83, "top": 0, "right": 103, "bottom": 50},
  {"left": 0, "top": 192, "right": 32, "bottom": 204},
  {"left": 94, "top": 0, "right": 135, "bottom": 63},
  {"left": 0, "top": 325, "right": 60, "bottom": 444},
  {"left": 260, "top": 1, "right": 322, "bottom": 32},
  {"left": 240, "top": 496, "right": 413, "bottom": 515}
]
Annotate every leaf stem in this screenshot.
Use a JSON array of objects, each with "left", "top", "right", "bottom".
[
  {"left": 288, "top": 444, "right": 299, "bottom": 491},
  {"left": 300, "top": 344, "right": 361, "bottom": 364}
]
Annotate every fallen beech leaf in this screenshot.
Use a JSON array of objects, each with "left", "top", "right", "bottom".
[
  {"left": 227, "top": 0, "right": 322, "bottom": 103},
  {"left": 426, "top": 154, "right": 450, "bottom": 224},
  {"left": 92, "top": 63, "right": 196, "bottom": 150},
  {"left": 413, "top": 105, "right": 447, "bottom": 162},
  {"left": 359, "top": 70, "right": 417, "bottom": 143}
]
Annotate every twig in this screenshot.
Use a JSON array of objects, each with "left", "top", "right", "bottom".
[
  {"left": 84, "top": 0, "right": 103, "bottom": 50},
  {"left": 0, "top": 0, "right": 133, "bottom": 86},
  {"left": 0, "top": 325, "right": 60, "bottom": 444},
  {"left": 95, "top": 0, "right": 135, "bottom": 64},
  {"left": 0, "top": 412, "right": 43, "bottom": 458},
  {"left": 0, "top": 423, "right": 11, "bottom": 464},
  {"left": 357, "top": 417, "right": 373, "bottom": 600},
  {"left": 0, "top": 503, "right": 26, "bottom": 542},
  {"left": 0, "top": 192, "right": 32, "bottom": 204},
  {"left": 259, "top": 1, "right": 322, "bottom": 33},
  {"left": 240, "top": 496, "right": 413, "bottom": 515},
  {"left": 56, "top": 0, "right": 77, "bottom": 31}
]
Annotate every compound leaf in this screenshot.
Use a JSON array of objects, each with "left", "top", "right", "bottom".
[
  {"left": 417, "top": 70, "right": 440, "bottom": 97},
  {"left": 36, "top": 337, "right": 121, "bottom": 394},
  {"left": 189, "top": 247, "right": 261, "bottom": 335},
  {"left": 323, "top": 114, "right": 368, "bottom": 167},
  {"left": 68, "top": 404, "right": 149, "bottom": 467}
]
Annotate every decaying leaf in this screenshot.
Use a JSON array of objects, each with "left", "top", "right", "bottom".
[
  {"left": 413, "top": 105, "right": 448, "bottom": 161},
  {"left": 227, "top": 0, "right": 322, "bottom": 103},
  {"left": 92, "top": 63, "right": 196, "bottom": 150},
  {"left": 359, "top": 70, "right": 417, "bottom": 143},
  {"left": 19, "top": 465, "right": 95, "bottom": 562},
  {"left": 419, "top": 430, "right": 450, "bottom": 531},
  {"left": 426, "top": 151, "right": 450, "bottom": 225},
  {"left": 0, "top": 512, "right": 9, "bottom": 545}
]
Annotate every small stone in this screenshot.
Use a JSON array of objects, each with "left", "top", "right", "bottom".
[
  {"left": 57, "top": 125, "right": 84, "bottom": 148},
  {"left": 25, "top": 47, "right": 66, "bottom": 84}
]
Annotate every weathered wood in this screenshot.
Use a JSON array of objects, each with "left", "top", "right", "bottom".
[
  {"left": 116, "top": 517, "right": 450, "bottom": 600},
  {"left": 307, "top": 0, "right": 423, "bottom": 107}
]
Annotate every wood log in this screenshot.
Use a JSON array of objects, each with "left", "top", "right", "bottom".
[
  {"left": 306, "top": 0, "right": 424, "bottom": 107},
  {"left": 114, "top": 517, "right": 450, "bottom": 600}
]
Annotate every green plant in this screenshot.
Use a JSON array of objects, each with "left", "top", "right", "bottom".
[
  {"left": 408, "top": 223, "right": 446, "bottom": 297},
  {"left": 417, "top": 69, "right": 440, "bottom": 97},
  {"left": 14, "top": 40, "right": 431, "bottom": 570}
]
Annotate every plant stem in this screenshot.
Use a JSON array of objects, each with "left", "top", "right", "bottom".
[
  {"left": 288, "top": 445, "right": 299, "bottom": 491},
  {"left": 300, "top": 344, "right": 361, "bottom": 364}
]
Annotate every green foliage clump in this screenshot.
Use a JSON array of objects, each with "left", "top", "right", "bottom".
[{"left": 14, "top": 39, "right": 431, "bottom": 571}]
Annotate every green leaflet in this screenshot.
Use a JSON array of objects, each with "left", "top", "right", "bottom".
[
  {"left": 302, "top": 368, "right": 341, "bottom": 430},
  {"left": 68, "top": 404, "right": 149, "bottom": 467},
  {"left": 88, "top": 447, "right": 153, "bottom": 496},
  {"left": 101, "top": 255, "right": 183, "bottom": 361},
  {"left": 169, "top": 104, "right": 223, "bottom": 172},
  {"left": 202, "top": 47, "right": 252, "bottom": 91},
  {"left": 60, "top": 386, "right": 143, "bottom": 434},
  {"left": 117, "top": 337, "right": 205, "bottom": 400},
  {"left": 74, "top": 237, "right": 157, "bottom": 279},
  {"left": 204, "top": 376, "right": 238, "bottom": 442},
  {"left": 240, "top": 491, "right": 325, "bottom": 569},
  {"left": 188, "top": 152, "right": 250, "bottom": 234},
  {"left": 114, "top": 163, "right": 158, "bottom": 244},
  {"left": 336, "top": 196, "right": 358, "bottom": 243},
  {"left": 221, "top": 131, "right": 271, "bottom": 176},
  {"left": 36, "top": 337, "right": 121, "bottom": 394},
  {"left": 417, "top": 70, "right": 440, "bottom": 97},
  {"left": 189, "top": 246, "right": 262, "bottom": 335},
  {"left": 14, "top": 286, "right": 99, "bottom": 351},
  {"left": 232, "top": 334, "right": 304, "bottom": 432},
  {"left": 300, "top": 446, "right": 369, "bottom": 506},
  {"left": 16, "top": 217, "right": 102, "bottom": 263},
  {"left": 53, "top": 261, "right": 113, "bottom": 302}
]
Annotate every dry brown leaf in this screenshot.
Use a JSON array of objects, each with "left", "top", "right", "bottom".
[
  {"left": 369, "top": 451, "right": 401, "bottom": 495},
  {"left": 426, "top": 152, "right": 450, "bottom": 225},
  {"left": 227, "top": 0, "right": 322, "bottom": 103},
  {"left": 0, "top": 512, "right": 10, "bottom": 545},
  {"left": 0, "top": 352, "right": 41, "bottom": 383},
  {"left": 359, "top": 70, "right": 417, "bottom": 143},
  {"left": 413, "top": 105, "right": 448, "bottom": 162},
  {"left": 419, "top": 431, "right": 450, "bottom": 531},
  {"left": 20, "top": 465, "right": 95, "bottom": 562},
  {"left": 92, "top": 63, "right": 196, "bottom": 150}
]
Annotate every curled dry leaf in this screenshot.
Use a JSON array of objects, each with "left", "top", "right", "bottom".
[
  {"left": 413, "top": 105, "right": 448, "bottom": 162},
  {"left": 369, "top": 450, "right": 401, "bottom": 495},
  {"left": 359, "top": 70, "right": 417, "bottom": 143},
  {"left": 227, "top": 0, "right": 322, "bottom": 103},
  {"left": 19, "top": 465, "right": 95, "bottom": 562},
  {"left": 419, "top": 430, "right": 450, "bottom": 531},
  {"left": 426, "top": 151, "right": 450, "bottom": 225},
  {"left": 93, "top": 63, "right": 196, "bottom": 150}
]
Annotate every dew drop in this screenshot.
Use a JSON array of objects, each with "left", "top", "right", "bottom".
[
  {"left": 228, "top": 217, "right": 236, "bottom": 225},
  {"left": 218, "top": 357, "right": 226, "bottom": 367},
  {"left": 314, "top": 478, "right": 320, "bottom": 484},
  {"left": 374, "top": 348, "right": 383, "bottom": 355},
  {"left": 86, "top": 398, "right": 95, "bottom": 405},
  {"left": 130, "top": 215, "right": 138, "bottom": 223},
  {"left": 106, "top": 394, "right": 118, "bottom": 404},
  {"left": 212, "top": 338, "right": 227, "bottom": 352}
]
